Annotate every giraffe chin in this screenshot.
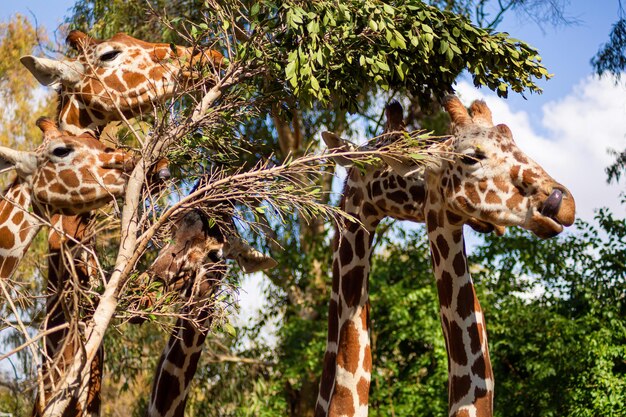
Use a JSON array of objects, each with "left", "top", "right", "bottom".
[{"left": 529, "top": 213, "right": 564, "bottom": 239}]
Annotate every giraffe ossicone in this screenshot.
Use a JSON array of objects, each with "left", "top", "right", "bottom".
[{"left": 316, "top": 96, "right": 575, "bottom": 417}]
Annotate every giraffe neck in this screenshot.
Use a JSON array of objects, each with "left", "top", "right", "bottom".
[
  {"left": 316, "top": 179, "right": 379, "bottom": 417},
  {"left": 425, "top": 195, "right": 493, "bottom": 417},
  {"left": 147, "top": 307, "right": 211, "bottom": 417},
  {"left": 0, "top": 179, "right": 43, "bottom": 280},
  {"left": 147, "top": 318, "right": 208, "bottom": 417},
  {"left": 57, "top": 93, "right": 106, "bottom": 136},
  {"left": 146, "top": 256, "right": 225, "bottom": 417}
]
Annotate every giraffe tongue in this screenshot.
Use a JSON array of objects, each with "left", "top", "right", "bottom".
[{"left": 541, "top": 189, "right": 563, "bottom": 219}]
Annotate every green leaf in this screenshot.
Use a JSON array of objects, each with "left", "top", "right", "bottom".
[
  {"left": 223, "top": 322, "right": 237, "bottom": 337},
  {"left": 310, "top": 75, "right": 320, "bottom": 91}
]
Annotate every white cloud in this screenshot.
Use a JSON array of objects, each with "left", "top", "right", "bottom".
[{"left": 456, "top": 76, "right": 625, "bottom": 223}]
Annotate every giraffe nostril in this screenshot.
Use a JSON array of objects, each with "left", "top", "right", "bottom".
[{"left": 541, "top": 189, "right": 563, "bottom": 218}]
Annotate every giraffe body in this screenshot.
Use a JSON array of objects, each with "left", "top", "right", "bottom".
[{"left": 316, "top": 97, "right": 575, "bottom": 417}]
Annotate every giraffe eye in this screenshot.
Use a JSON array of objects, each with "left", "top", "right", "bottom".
[
  {"left": 99, "top": 50, "right": 121, "bottom": 62},
  {"left": 207, "top": 248, "right": 223, "bottom": 263},
  {"left": 460, "top": 151, "right": 486, "bottom": 165},
  {"left": 52, "top": 147, "right": 73, "bottom": 158}
]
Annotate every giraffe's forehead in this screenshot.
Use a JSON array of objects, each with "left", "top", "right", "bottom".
[{"left": 454, "top": 126, "right": 515, "bottom": 153}]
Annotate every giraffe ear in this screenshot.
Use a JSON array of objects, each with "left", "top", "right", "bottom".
[
  {"left": 21, "top": 56, "right": 83, "bottom": 87},
  {"left": 0, "top": 146, "right": 37, "bottom": 176},
  {"left": 380, "top": 154, "right": 424, "bottom": 177},
  {"left": 322, "top": 131, "right": 358, "bottom": 167},
  {"left": 224, "top": 235, "right": 277, "bottom": 274}
]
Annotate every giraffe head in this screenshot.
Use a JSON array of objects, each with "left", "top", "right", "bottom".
[
  {"left": 147, "top": 210, "right": 277, "bottom": 295},
  {"left": 322, "top": 100, "right": 502, "bottom": 234},
  {"left": 21, "top": 30, "right": 223, "bottom": 135},
  {"left": 428, "top": 95, "right": 576, "bottom": 238},
  {"left": 0, "top": 118, "right": 134, "bottom": 214}
]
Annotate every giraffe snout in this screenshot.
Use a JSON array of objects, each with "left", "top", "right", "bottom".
[
  {"left": 545, "top": 185, "right": 575, "bottom": 227},
  {"left": 531, "top": 184, "right": 575, "bottom": 239}
]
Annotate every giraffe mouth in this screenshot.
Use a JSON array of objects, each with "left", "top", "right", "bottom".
[{"left": 532, "top": 189, "right": 567, "bottom": 238}]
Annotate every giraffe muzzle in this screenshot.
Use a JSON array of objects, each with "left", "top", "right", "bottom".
[
  {"left": 158, "top": 167, "right": 171, "bottom": 180},
  {"left": 540, "top": 189, "right": 563, "bottom": 219}
]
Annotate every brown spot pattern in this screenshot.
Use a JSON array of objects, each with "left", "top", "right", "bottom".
[
  {"left": 319, "top": 351, "right": 337, "bottom": 400},
  {"left": 357, "top": 377, "right": 370, "bottom": 405},
  {"left": 427, "top": 210, "right": 439, "bottom": 233},
  {"left": 388, "top": 190, "right": 409, "bottom": 204},
  {"left": 329, "top": 384, "right": 355, "bottom": 416},
  {"left": 450, "top": 373, "right": 471, "bottom": 404},
  {"left": 337, "top": 321, "right": 360, "bottom": 374},
  {"left": 362, "top": 343, "right": 372, "bottom": 372},
  {"left": 354, "top": 229, "right": 366, "bottom": 259},
  {"left": 467, "top": 322, "right": 481, "bottom": 354},
  {"left": 430, "top": 242, "right": 441, "bottom": 267},
  {"left": 0, "top": 227, "right": 15, "bottom": 249},
  {"left": 328, "top": 300, "right": 339, "bottom": 343},
  {"left": 492, "top": 178, "right": 508, "bottom": 194},
  {"left": 456, "top": 283, "right": 476, "bottom": 320},
  {"left": 449, "top": 321, "right": 468, "bottom": 366},
  {"left": 506, "top": 192, "right": 524, "bottom": 210},
  {"left": 474, "top": 387, "right": 493, "bottom": 416},
  {"left": 452, "top": 251, "right": 467, "bottom": 276},
  {"left": 60, "top": 169, "right": 80, "bottom": 188},
  {"left": 362, "top": 202, "right": 378, "bottom": 218},
  {"left": 485, "top": 190, "right": 502, "bottom": 205},
  {"left": 409, "top": 185, "right": 425, "bottom": 201},
  {"left": 447, "top": 210, "right": 463, "bottom": 225},
  {"left": 339, "top": 239, "right": 354, "bottom": 266},
  {"left": 513, "top": 151, "right": 528, "bottom": 164},
  {"left": 436, "top": 234, "right": 450, "bottom": 259},
  {"left": 464, "top": 182, "right": 481, "bottom": 205},
  {"left": 471, "top": 354, "right": 487, "bottom": 379},
  {"left": 437, "top": 271, "right": 453, "bottom": 308},
  {"left": 0, "top": 257, "right": 18, "bottom": 278},
  {"left": 510, "top": 165, "right": 521, "bottom": 180},
  {"left": 352, "top": 187, "right": 364, "bottom": 206},
  {"left": 342, "top": 265, "right": 365, "bottom": 307}
]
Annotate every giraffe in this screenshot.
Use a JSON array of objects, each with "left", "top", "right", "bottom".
[
  {"left": 134, "top": 209, "right": 276, "bottom": 417},
  {"left": 0, "top": 117, "right": 133, "bottom": 283},
  {"left": 315, "top": 97, "right": 575, "bottom": 417},
  {"left": 19, "top": 30, "right": 223, "bottom": 416}
]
